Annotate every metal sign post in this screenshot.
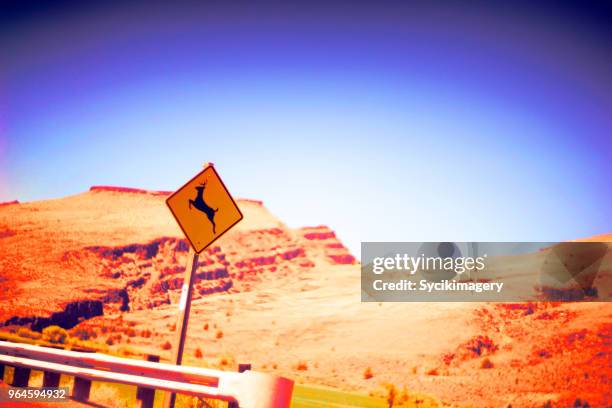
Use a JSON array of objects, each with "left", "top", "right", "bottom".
[{"left": 164, "top": 249, "right": 199, "bottom": 408}]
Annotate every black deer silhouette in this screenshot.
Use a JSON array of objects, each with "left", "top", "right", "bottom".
[{"left": 189, "top": 181, "right": 218, "bottom": 234}]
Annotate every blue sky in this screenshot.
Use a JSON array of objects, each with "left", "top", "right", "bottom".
[{"left": 1, "top": 2, "right": 611, "bottom": 254}]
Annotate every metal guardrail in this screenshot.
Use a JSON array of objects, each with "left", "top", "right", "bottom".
[{"left": 0, "top": 340, "right": 293, "bottom": 408}]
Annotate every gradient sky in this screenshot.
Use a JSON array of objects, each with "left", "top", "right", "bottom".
[{"left": 1, "top": 1, "right": 611, "bottom": 254}]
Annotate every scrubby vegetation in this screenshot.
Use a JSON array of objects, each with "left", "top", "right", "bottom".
[
  {"left": 17, "top": 327, "right": 41, "bottom": 340},
  {"left": 385, "top": 383, "right": 397, "bottom": 407},
  {"left": 1, "top": 324, "right": 128, "bottom": 355},
  {"left": 42, "top": 325, "right": 68, "bottom": 344},
  {"left": 481, "top": 357, "right": 494, "bottom": 369}
]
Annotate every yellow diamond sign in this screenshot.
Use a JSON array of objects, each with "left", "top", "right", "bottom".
[{"left": 167, "top": 164, "right": 243, "bottom": 253}]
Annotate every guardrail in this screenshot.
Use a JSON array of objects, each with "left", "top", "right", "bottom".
[{"left": 0, "top": 340, "right": 293, "bottom": 407}]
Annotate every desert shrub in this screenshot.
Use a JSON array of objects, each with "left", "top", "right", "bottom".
[
  {"left": 195, "top": 348, "right": 203, "bottom": 358},
  {"left": 17, "top": 327, "right": 41, "bottom": 340},
  {"left": 296, "top": 361, "right": 308, "bottom": 371},
  {"left": 42, "top": 326, "right": 68, "bottom": 344},
  {"left": 203, "top": 323, "right": 209, "bottom": 331},
  {"left": 384, "top": 383, "right": 397, "bottom": 407},
  {"left": 573, "top": 398, "right": 590, "bottom": 408},
  {"left": 442, "top": 352, "right": 455, "bottom": 365},
  {"left": 363, "top": 367, "right": 374, "bottom": 379},
  {"left": 141, "top": 329, "right": 152, "bottom": 338},
  {"left": 397, "top": 386, "right": 409, "bottom": 405},
  {"left": 215, "top": 330, "right": 223, "bottom": 339},
  {"left": 481, "top": 357, "right": 494, "bottom": 369},
  {"left": 465, "top": 335, "right": 498, "bottom": 357},
  {"left": 537, "top": 349, "right": 552, "bottom": 359},
  {"left": 71, "top": 328, "right": 91, "bottom": 341},
  {"left": 73, "top": 339, "right": 107, "bottom": 353},
  {"left": 106, "top": 337, "right": 114, "bottom": 346},
  {"left": 126, "top": 328, "right": 136, "bottom": 338},
  {"left": 162, "top": 341, "right": 172, "bottom": 350},
  {"left": 426, "top": 368, "right": 439, "bottom": 376}
]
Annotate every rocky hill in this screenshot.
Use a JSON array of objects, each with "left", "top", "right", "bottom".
[
  {"left": 0, "top": 187, "right": 354, "bottom": 327},
  {"left": 1, "top": 187, "right": 610, "bottom": 407}
]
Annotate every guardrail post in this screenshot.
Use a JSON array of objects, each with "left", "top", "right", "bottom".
[
  {"left": 228, "top": 364, "right": 252, "bottom": 408},
  {"left": 72, "top": 376, "right": 91, "bottom": 402},
  {"left": 43, "top": 371, "right": 61, "bottom": 388},
  {"left": 12, "top": 367, "right": 31, "bottom": 387},
  {"left": 136, "top": 354, "right": 160, "bottom": 408},
  {"left": 70, "top": 348, "right": 95, "bottom": 401}
]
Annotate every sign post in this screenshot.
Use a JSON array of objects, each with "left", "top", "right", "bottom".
[
  {"left": 164, "top": 249, "right": 199, "bottom": 408},
  {"left": 164, "top": 163, "right": 243, "bottom": 408}
]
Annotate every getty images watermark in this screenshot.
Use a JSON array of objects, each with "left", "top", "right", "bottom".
[{"left": 361, "top": 242, "right": 611, "bottom": 302}]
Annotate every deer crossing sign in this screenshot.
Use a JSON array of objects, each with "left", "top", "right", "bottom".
[{"left": 167, "top": 164, "right": 243, "bottom": 253}]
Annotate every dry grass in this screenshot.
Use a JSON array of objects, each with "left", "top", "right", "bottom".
[{"left": 90, "top": 383, "right": 128, "bottom": 408}]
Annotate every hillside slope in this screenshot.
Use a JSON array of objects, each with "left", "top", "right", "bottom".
[{"left": 0, "top": 187, "right": 610, "bottom": 407}]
